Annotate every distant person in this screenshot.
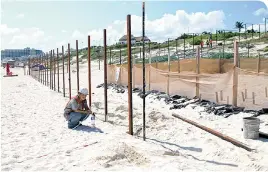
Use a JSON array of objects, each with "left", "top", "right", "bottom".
[
  {"left": 200, "top": 41, "right": 204, "bottom": 48},
  {"left": 206, "top": 40, "right": 209, "bottom": 47},
  {"left": 3, "top": 63, "right": 11, "bottom": 75},
  {"left": 210, "top": 39, "right": 213, "bottom": 48},
  {"left": 64, "top": 88, "right": 94, "bottom": 129}
]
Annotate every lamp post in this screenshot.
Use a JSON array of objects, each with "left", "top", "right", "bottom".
[{"left": 264, "top": 17, "right": 268, "bottom": 34}]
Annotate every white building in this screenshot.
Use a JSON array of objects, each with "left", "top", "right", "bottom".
[
  {"left": 118, "top": 35, "right": 151, "bottom": 45},
  {"left": 135, "top": 36, "right": 151, "bottom": 44},
  {"left": 118, "top": 35, "right": 136, "bottom": 45}
]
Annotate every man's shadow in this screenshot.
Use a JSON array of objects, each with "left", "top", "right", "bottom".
[{"left": 74, "top": 125, "right": 104, "bottom": 133}]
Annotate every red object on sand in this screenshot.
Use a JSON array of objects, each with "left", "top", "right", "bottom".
[{"left": 6, "top": 63, "right": 10, "bottom": 75}]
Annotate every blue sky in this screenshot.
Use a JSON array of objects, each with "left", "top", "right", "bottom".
[{"left": 1, "top": 1, "right": 268, "bottom": 51}]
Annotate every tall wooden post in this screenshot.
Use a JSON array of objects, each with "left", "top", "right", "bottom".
[
  {"left": 76, "top": 40, "right": 79, "bottom": 92},
  {"left": 46, "top": 53, "right": 48, "bottom": 86},
  {"left": 127, "top": 14, "right": 133, "bottom": 135},
  {"left": 68, "top": 43, "right": 71, "bottom": 99},
  {"left": 142, "top": 1, "right": 146, "bottom": 141},
  {"left": 104, "top": 29, "right": 108, "bottom": 122},
  {"left": 57, "top": 48, "right": 60, "bottom": 92},
  {"left": 38, "top": 55, "right": 40, "bottom": 82},
  {"left": 257, "top": 52, "right": 260, "bottom": 74},
  {"left": 233, "top": 41, "right": 239, "bottom": 106},
  {"left": 62, "top": 46, "right": 66, "bottom": 97},
  {"left": 53, "top": 49, "right": 56, "bottom": 91},
  {"left": 88, "top": 35, "right": 92, "bottom": 107},
  {"left": 50, "top": 50, "right": 52, "bottom": 89},
  {"left": 196, "top": 46, "right": 200, "bottom": 97}
]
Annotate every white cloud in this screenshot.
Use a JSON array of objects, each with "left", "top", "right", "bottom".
[
  {"left": 86, "top": 10, "right": 226, "bottom": 45},
  {"left": 1, "top": 24, "right": 52, "bottom": 51},
  {"left": 16, "top": 13, "right": 25, "bottom": 19},
  {"left": 1, "top": 10, "right": 227, "bottom": 51},
  {"left": 253, "top": 8, "right": 268, "bottom": 16},
  {"left": 62, "top": 30, "right": 67, "bottom": 33},
  {"left": 0, "top": 24, "right": 20, "bottom": 35},
  {"left": 72, "top": 30, "right": 84, "bottom": 39}
]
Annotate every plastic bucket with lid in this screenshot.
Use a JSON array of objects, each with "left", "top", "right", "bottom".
[{"left": 243, "top": 117, "right": 260, "bottom": 139}]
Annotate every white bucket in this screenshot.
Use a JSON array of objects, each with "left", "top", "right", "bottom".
[{"left": 243, "top": 117, "right": 260, "bottom": 139}]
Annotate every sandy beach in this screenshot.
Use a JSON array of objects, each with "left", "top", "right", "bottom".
[{"left": 1, "top": 62, "right": 268, "bottom": 171}]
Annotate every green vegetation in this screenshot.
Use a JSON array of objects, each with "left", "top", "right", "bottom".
[
  {"left": 61, "top": 20, "right": 267, "bottom": 62},
  {"left": 208, "top": 52, "right": 233, "bottom": 59},
  {"left": 264, "top": 46, "right": 268, "bottom": 52}
]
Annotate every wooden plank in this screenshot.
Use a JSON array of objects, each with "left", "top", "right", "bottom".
[
  {"left": 259, "top": 131, "right": 268, "bottom": 139},
  {"left": 3, "top": 75, "right": 18, "bottom": 77},
  {"left": 172, "top": 114, "right": 253, "bottom": 152}
]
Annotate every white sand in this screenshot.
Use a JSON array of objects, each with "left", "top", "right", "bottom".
[{"left": 1, "top": 62, "right": 268, "bottom": 171}]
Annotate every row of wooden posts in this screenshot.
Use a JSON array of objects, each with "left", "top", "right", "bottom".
[
  {"left": 26, "top": 13, "right": 261, "bottom": 137},
  {"left": 27, "top": 14, "right": 135, "bottom": 136},
  {"left": 214, "top": 87, "right": 268, "bottom": 105},
  {"left": 28, "top": 40, "right": 92, "bottom": 106}
]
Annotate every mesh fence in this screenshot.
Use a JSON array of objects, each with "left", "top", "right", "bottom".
[{"left": 107, "top": 53, "right": 268, "bottom": 110}]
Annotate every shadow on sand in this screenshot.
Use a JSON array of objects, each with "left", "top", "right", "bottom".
[
  {"left": 147, "top": 138, "right": 203, "bottom": 153},
  {"left": 74, "top": 125, "right": 104, "bottom": 133},
  {"left": 146, "top": 137, "right": 238, "bottom": 167}
]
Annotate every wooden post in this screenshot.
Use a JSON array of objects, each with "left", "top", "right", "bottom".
[
  {"left": 215, "top": 92, "right": 219, "bottom": 103},
  {"left": 227, "top": 96, "right": 229, "bottom": 104},
  {"left": 252, "top": 92, "right": 255, "bottom": 104},
  {"left": 177, "top": 40, "right": 180, "bottom": 73},
  {"left": 196, "top": 46, "right": 200, "bottom": 97},
  {"left": 68, "top": 43, "right": 71, "bottom": 99},
  {"left": 62, "top": 46, "right": 65, "bottom": 97},
  {"left": 57, "top": 48, "right": 60, "bottom": 92},
  {"left": 219, "top": 56, "right": 221, "bottom": 73},
  {"left": 127, "top": 14, "right": 133, "bottom": 135},
  {"left": 46, "top": 53, "right": 48, "bottom": 86},
  {"left": 40, "top": 56, "right": 42, "bottom": 83},
  {"left": 142, "top": 1, "right": 146, "bottom": 141},
  {"left": 42, "top": 55, "right": 45, "bottom": 85},
  {"left": 220, "top": 90, "right": 223, "bottom": 101},
  {"left": 266, "top": 87, "right": 268, "bottom": 98},
  {"left": 53, "top": 49, "right": 56, "bottom": 91},
  {"left": 245, "top": 89, "right": 247, "bottom": 99},
  {"left": 148, "top": 44, "right": 151, "bottom": 91},
  {"left": 232, "top": 41, "right": 238, "bottom": 106},
  {"left": 38, "top": 56, "right": 40, "bottom": 82},
  {"left": 257, "top": 52, "right": 260, "bottom": 74},
  {"left": 104, "top": 29, "right": 108, "bottom": 122},
  {"left": 28, "top": 58, "right": 30, "bottom": 75},
  {"left": 133, "top": 48, "right": 136, "bottom": 89},
  {"left": 167, "top": 39, "right": 170, "bottom": 95},
  {"left": 241, "top": 92, "right": 245, "bottom": 102},
  {"left": 67, "top": 48, "right": 69, "bottom": 74},
  {"left": 88, "top": 35, "right": 92, "bottom": 107},
  {"left": 76, "top": 40, "right": 79, "bottom": 92},
  {"left": 50, "top": 50, "right": 52, "bottom": 90}
]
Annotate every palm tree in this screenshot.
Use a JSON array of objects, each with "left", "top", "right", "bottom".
[{"left": 235, "top": 21, "right": 244, "bottom": 41}]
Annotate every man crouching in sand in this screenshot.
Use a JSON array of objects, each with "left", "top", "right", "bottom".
[{"left": 64, "top": 88, "right": 93, "bottom": 129}]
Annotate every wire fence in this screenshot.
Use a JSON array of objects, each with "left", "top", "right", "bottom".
[{"left": 27, "top": 14, "right": 268, "bottom": 137}]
